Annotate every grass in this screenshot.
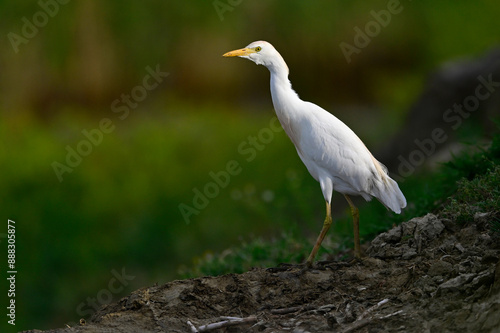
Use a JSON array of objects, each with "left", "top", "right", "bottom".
[
  {"left": 441, "top": 127, "right": 500, "bottom": 230},
  {"left": 443, "top": 166, "right": 500, "bottom": 230},
  {"left": 178, "top": 232, "right": 309, "bottom": 277}
]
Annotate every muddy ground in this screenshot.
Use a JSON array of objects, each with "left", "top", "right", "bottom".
[{"left": 25, "top": 213, "right": 500, "bottom": 333}]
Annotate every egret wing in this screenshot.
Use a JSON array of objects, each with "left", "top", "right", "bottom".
[{"left": 297, "top": 103, "right": 381, "bottom": 196}]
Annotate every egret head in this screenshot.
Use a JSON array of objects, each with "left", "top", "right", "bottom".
[{"left": 223, "top": 41, "right": 288, "bottom": 74}]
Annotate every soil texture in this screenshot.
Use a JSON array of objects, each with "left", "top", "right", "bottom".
[{"left": 25, "top": 213, "right": 500, "bottom": 332}]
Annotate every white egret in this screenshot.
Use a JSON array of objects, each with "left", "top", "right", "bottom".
[{"left": 223, "top": 41, "right": 406, "bottom": 265}]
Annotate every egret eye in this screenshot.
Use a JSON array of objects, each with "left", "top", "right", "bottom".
[{"left": 255, "top": 46, "right": 262, "bottom": 52}]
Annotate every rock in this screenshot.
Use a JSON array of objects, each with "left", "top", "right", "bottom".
[
  {"left": 435, "top": 273, "right": 475, "bottom": 296},
  {"left": 376, "top": 47, "right": 500, "bottom": 170},
  {"left": 368, "top": 214, "right": 444, "bottom": 259},
  {"left": 413, "top": 214, "right": 445, "bottom": 246},
  {"left": 455, "top": 243, "right": 466, "bottom": 253},
  {"left": 471, "top": 267, "right": 496, "bottom": 289},
  {"left": 383, "top": 225, "right": 403, "bottom": 243},
  {"left": 402, "top": 248, "right": 418, "bottom": 260},
  {"left": 428, "top": 260, "right": 454, "bottom": 277},
  {"left": 494, "top": 261, "right": 500, "bottom": 292},
  {"left": 474, "top": 212, "right": 491, "bottom": 223}
]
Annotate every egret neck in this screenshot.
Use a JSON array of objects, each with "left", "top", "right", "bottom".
[{"left": 268, "top": 58, "right": 304, "bottom": 149}]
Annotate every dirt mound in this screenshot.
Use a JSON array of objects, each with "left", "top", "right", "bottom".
[{"left": 24, "top": 214, "right": 500, "bottom": 332}]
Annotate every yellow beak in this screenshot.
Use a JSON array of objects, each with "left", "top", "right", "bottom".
[{"left": 222, "top": 48, "right": 255, "bottom": 57}]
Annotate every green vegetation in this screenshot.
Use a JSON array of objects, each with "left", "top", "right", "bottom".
[
  {"left": 178, "top": 232, "right": 309, "bottom": 277},
  {"left": 444, "top": 166, "right": 500, "bottom": 230},
  {"left": 442, "top": 129, "right": 500, "bottom": 229},
  {"left": 395, "top": 132, "right": 500, "bottom": 224}
]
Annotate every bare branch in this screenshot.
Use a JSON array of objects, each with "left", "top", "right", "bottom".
[
  {"left": 187, "top": 320, "right": 198, "bottom": 333},
  {"left": 188, "top": 316, "right": 258, "bottom": 332}
]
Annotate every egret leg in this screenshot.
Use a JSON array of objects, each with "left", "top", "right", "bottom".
[
  {"left": 344, "top": 194, "right": 361, "bottom": 258},
  {"left": 306, "top": 201, "right": 332, "bottom": 266}
]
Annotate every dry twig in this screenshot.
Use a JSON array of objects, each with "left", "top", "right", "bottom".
[
  {"left": 358, "top": 298, "right": 389, "bottom": 320},
  {"left": 187, "top": 315, "right": 258, "bottom": 332}
]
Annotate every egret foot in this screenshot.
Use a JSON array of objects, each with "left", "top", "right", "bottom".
[{"left": 348, "top": 256, "right": 364, "bottom": 265}]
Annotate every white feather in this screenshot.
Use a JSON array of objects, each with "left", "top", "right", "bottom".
[{"left": 232, "top": 41, "right": 406, "bottom": 214}]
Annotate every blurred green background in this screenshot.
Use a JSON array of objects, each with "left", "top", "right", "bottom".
[{"left": 1, "top": 0, "right": 499, "bottom": 330}]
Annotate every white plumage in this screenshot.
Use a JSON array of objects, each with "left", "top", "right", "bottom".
[{"left": 224, "top": 41, "right": 406, "bottom": 265}]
